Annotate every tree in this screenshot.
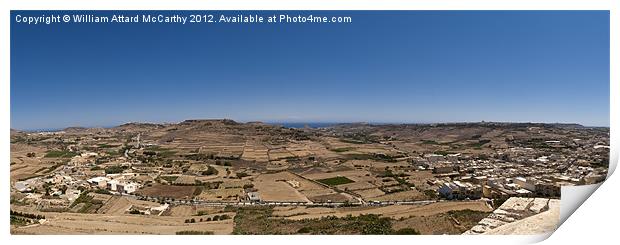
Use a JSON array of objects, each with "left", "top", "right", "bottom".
[{"left": 202, "top": 166, "right": 218, "bottom": 176}]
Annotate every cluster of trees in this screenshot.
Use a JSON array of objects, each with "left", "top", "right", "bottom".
[
  {"left": 11, "top": 216, "right": 34, "bottom": 226},
  {"left": 201, "top": 166, "right": 218, "bottom": 176},
  {"left": 173, "top": 180, "right": 221, "bottom": 187},
  {"left": 129, "top": 209, "right": 145, "bottom": 215},
  {"left": 185, "top": 152, "right": 241, "bottom": 162},
  {"left": 69, "top": 191, "right": 93, "bottom": 208},
  {"left": 214, "top": 160, "right": 232, "bottom": 166},
  {"left": 236, "top": 172, "right": 249, "bottom": 178},
  {"left": 92, "top": 188, "right": 111, "bottom": 195},
  {"left": 175, "top": 230, "right": 214, "bottom": 235},
  {"left": 185, "top": 153, "right": 215, "bottom": 161},
  {"left": 104, "top": 165, "right": 128, "bottom": 174},
  {"left": 184, "top": 214, "right": 231, "bottom": 223},
  {"left": 10, "top": 210, "right": 45, "bottom": 220},
  {"left": 212, "top": 214, "right": 231, "bottom": 221}
]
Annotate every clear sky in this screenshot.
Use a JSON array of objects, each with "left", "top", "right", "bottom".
[{"left": 11, "top": 11, "right": 610, "bottom": 130}]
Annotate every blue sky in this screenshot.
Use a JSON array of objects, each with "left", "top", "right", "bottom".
[{"left": 11, "top": 11, "right": 609, "bottom": 130}]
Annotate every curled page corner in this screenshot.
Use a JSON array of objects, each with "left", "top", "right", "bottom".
[
  {"left": 607, "top": 147, "right": 618, "bottom": 176},
  {"left": 553, "top": 149, "right": 617, "bottom": 235},
  {"left": 559, "top": 183, "right": 602, "bottom": 226},
  {"left": 462, "top": 146, "right": 613, "bottom": 238}
]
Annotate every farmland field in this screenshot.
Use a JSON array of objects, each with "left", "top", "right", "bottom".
[
  {"left": 317, "top": 176, "right": 354, "bottom": 186},
  {"left": 134, "top": 184, "right": 197, "bottom": 199}
]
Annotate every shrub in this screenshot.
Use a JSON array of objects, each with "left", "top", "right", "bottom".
[
  {"left": 175, "top": 230, "right": 214, "bottom": 235},
  {"left": 104, "top": 165, "right": 127, "bottom": 174},
  {"left": 392, "top": 228, "right": 420, "bottom": 235},
  {"left": 297, "top": 227, "right": 311, "bottom": 233}
]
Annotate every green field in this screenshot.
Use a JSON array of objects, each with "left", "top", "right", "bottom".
[
  {"left": 160, "top": 175, "right": 179, "bottom": 182},
  {"left": 44, "top": 150, "right": 78, "bottom": 158},
  {"left": 331, "top": 147, "right": 355, "bottom": 153},
  {"left": 317, "top": 176, "right": 354, "bottom": 186}
]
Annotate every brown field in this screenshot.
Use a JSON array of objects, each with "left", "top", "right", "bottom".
[
  {"left": 260, "top": 171, "right": 339, "bottom": 201},
  {"left": 353, "top": 188, "right": 385, "bottom": 198},
  {"left": 195, "top": 164, "right": 231, "bottom": 181},
  {"left": 135, "top": 184, "right": 196, "bottom": 199},
  {"left": 369, "top": 190, "right": 426, "bottom": 201},
  {"left": 173, "top": 175, "right": 196, "bottom": 185},
  {"left": 285, "top": 142, "right": 315, "bottom": 157},
  {"left": 323, "top": 137, "right": 396, "bottom": 155},
  {"left": 167, "top": 205, "right": 196, "bottom": 216},
  {"left": 402, "top": 170, "right": 436, "bottom": 191},
  {"left": 303, "top": 169, "right": 373, "bottom": 183},
  {"left": 278, "top": 200, "right": 491, "bottom": 220},
  {"left": 11, "top": 211, "right": 234, "bottom": 235},
  {"left": 369, "top": 161, "right": 412, "bottom": 171},
  {"left": 266, "top": 161, "right": 290, "bottom": 171},
  {"left": 220, "top": 179, "right": 251, "bottom": 189},
  {"left": 97, "top": 196, "right": 163, "bottom": 215},
  {"left": 338, "top": 181, "right": 376, "bottom": 191},
  {"left": 166, "top": 205, "right": 225, "bottom": 217},
  {"left": 392, "top": 214, "right": 464, "bottom": 235},
  {"left": 299, "top": 188, "right": 337, "bottom": 199},
  {"left": 268, "top": 148, "right": 296, "bottom": 161},
  {"left": 188, "top": 164, "right": 207, "bottom": 171},
  {"left": 10, "top": 143, "right": 55, "bottom": 181},
  {"left": 240, "top": 141, "right": 270, "bottom": 162},
  {"left": 197, "top": 188, "right": 244, "bottom": 201},
  {"left": 253, "top": 172, "right": 314, "bottom": 202}
]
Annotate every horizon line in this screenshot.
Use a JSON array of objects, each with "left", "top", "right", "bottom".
[{"left": 10, "top": 118, "right": 610, "bottom": 132}]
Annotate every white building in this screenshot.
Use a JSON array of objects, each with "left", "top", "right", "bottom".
[
  {"left": 107, "top": 179, "right": 141, "bottom": 194},
  {"left": 425, "top": 154, "right": 445, "bottom": 164},
  {"left": 247, "top": 192, "right": 261, "bottom": 202},
  {"left": 513, "top": 177, "right": 537, "bottom": 192},
  {"left": 14, "top": 181, "right": 31, "bottom": 192},
  {"left": 438, "top": 181, "right": 482, "bottom": 200},
  {"left": 87, "top": 176, "right": 110, "bottom": 188},
  {"left": 122, "top": 182, "right": 141, "bottom": 194}
]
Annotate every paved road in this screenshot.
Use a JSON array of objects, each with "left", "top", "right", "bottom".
[{"left": 124, "top": 192, "right": 439, "bottom": 207}]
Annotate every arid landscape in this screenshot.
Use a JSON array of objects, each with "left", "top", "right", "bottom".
[{"left": 10, "top": 119, "right": 609, "bottom": 235}]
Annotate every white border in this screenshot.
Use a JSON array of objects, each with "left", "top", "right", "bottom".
[{"left": 2, "top": 1, "right": 617, "bottom": 245}]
